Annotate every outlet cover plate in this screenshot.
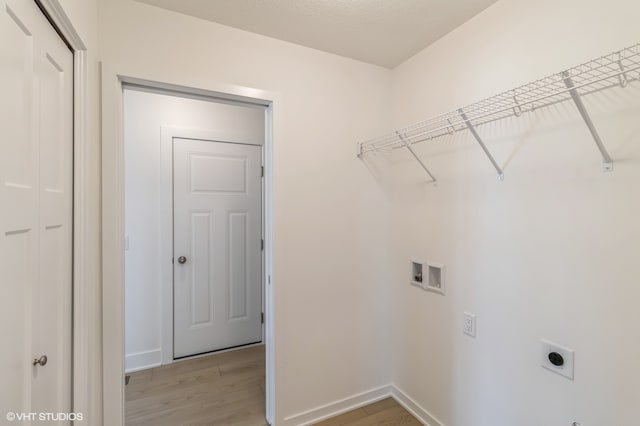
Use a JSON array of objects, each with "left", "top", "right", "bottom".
[
  {"left": 541, "top": 339, "right": 574, "bottom": 380},
  {"left": 463, "top": 312, "right": 476, "bottom": 337}
]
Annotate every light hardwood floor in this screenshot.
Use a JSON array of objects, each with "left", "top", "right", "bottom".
[
  {"left": 313, "top": 398, "right": 422, "bottom": 426},
  {"left": 125, "top": 345, "right": 420, "bottom": 426},
  {"left": 125, "top": 345, "right": 267, "bottom": 426}
]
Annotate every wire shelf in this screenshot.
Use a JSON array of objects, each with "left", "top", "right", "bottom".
[{"left": 357, "top": 43, "right": 640, "bottom": 180}]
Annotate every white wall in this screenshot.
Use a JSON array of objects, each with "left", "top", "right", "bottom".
[
  {"left": 123, "top": 88, "right": 266, "bottom": 372},
  {"left": 100, "top": 0, "right": 394, "bottom": 422},
  {"left": 386, "top": 0, "right": 640, "bottom": 425}
]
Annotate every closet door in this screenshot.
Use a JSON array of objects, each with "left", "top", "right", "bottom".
[{"left": 0, "top": 0, "right": 73, "bottom": 420}]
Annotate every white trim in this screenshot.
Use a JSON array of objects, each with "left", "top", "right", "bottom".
[
  {"left": 125, "top": 349, "right": 162, "bottom": 373},
  {"left": 102, "top": 64, "right": 126, "bottom": 426},
  {"left": 263, "top": 103, "right": 275, "bottom": 425},
  {"left": 159, "top": 126, "right": 174, "bottom": 366},
  {"left": 102, "top": 68, "right": 279, "bottom": 426},
  {"left": 282, "top": 385, "right": 393, "bottom": 426},
  {"left": 71, "top": 48, "right": 96, "bottom": 426},
  {"left": 390, "top": 385, "right": 444, "bottom": 426},
  {"left": 121, "top": 77, "right": 270, "bottom": 107},
  {"left": 36, "top": 0, "right": 86, "bottom": 49},
  {"left": 157, "top": 125, "right": 266, "bottom": 366},
  {"left": 280, "top": 384, "right": 445, "bottom": 426}
]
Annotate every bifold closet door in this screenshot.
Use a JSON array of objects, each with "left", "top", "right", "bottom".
[{"left": 0, "top": 0, "right": 73, "bottom": 420}]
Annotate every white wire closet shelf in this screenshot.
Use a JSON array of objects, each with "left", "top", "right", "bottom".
[{"left": 357, "top": 43, "right": 640, "bottom": 183}]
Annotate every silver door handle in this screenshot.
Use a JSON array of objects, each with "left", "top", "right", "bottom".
[
  {"left": 33, "top": 355, "right": 48, "bottom": 367},
  {"left": 177, "top": 256, "right": 187, "bottom": 264}
]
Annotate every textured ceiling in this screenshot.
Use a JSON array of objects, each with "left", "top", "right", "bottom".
[{"left": 135, "top": 0, "right": 499, "bottom": 68}]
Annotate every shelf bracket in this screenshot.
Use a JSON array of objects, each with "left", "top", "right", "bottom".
[
  {"left": 396, "top": 131, "right": 437, "bottom": 184},
  {"left": 562, "top": 71, "right": 614, "bottom": 172},
  {"left": 458, "top": 109, "right": 504, "bottom": 180},
  {"left": 617, "top": 52, "right": 628, "bottom": 88}
]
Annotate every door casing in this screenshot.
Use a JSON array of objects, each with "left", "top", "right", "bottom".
[{"left": 102, "top": 72, "right": 278, "bottom": 426}]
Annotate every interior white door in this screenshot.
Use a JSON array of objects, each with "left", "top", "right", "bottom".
[
  {"left": 173, "top": 138, "right": 263, "bottom": 358},
  {"left": 0, "top": 0, "right": 73, "bottom": 421}
]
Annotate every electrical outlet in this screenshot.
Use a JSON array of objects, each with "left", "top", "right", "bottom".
[
  {"left": 541, "top": 339, "right": 574, "bottom": 380},
  {"left": 463, "top": 312, "right": 476, "bottom": 337}
]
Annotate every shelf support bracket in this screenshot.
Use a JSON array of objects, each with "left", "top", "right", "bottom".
[
  {"left": 458, "top": 109, "right": 504, "bottom": 180},
  {"left": 396, "top": 131, "right": 437, "bottom": 184},
  {"left": 562, "top": 71, "right": 614, "bottom": 172}
]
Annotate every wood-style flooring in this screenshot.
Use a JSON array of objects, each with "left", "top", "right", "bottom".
[
  {"left": 313, "top": 398, "right": 422, "bottom": 426},
  {"left": 125, "top": 345, "right": 267, "bottom": 426},
  {"left": 125, "top": 345, "right": 420, "bottom": 426}
]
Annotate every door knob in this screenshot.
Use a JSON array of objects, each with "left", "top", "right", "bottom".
[
  {"left": 177, "top": 256, "right": 187, "bottom": 264},
  {"left": 33, "top": 355, "right": 48, "bottom": 367}
]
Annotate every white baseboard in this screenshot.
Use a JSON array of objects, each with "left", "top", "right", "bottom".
[
  {"left": 280, "top": 383, "right": 444, "bottom": 426},
  {"left": 125, "top": 349, "right": 162, "bottom": 373},
  {"left": 390, "top": 384, "right": 443, "bottom": 426},
  {"left": 282, "top": 385, "right": 393, "bottom": 426}
]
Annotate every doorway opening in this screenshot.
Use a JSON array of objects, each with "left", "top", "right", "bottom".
[{"left": 122, "top": 85, "right": 271, "bottom": 425}]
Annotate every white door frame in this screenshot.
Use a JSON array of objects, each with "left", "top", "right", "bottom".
[
  {"left": 102, "top": 70, "right": 278, "bottom": 426},
  {"left": 33, "top": 1, "right": 98, "bottom": 422},
  {"left": 159, "top": 125, "right": 265, "bottom": 365}
]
